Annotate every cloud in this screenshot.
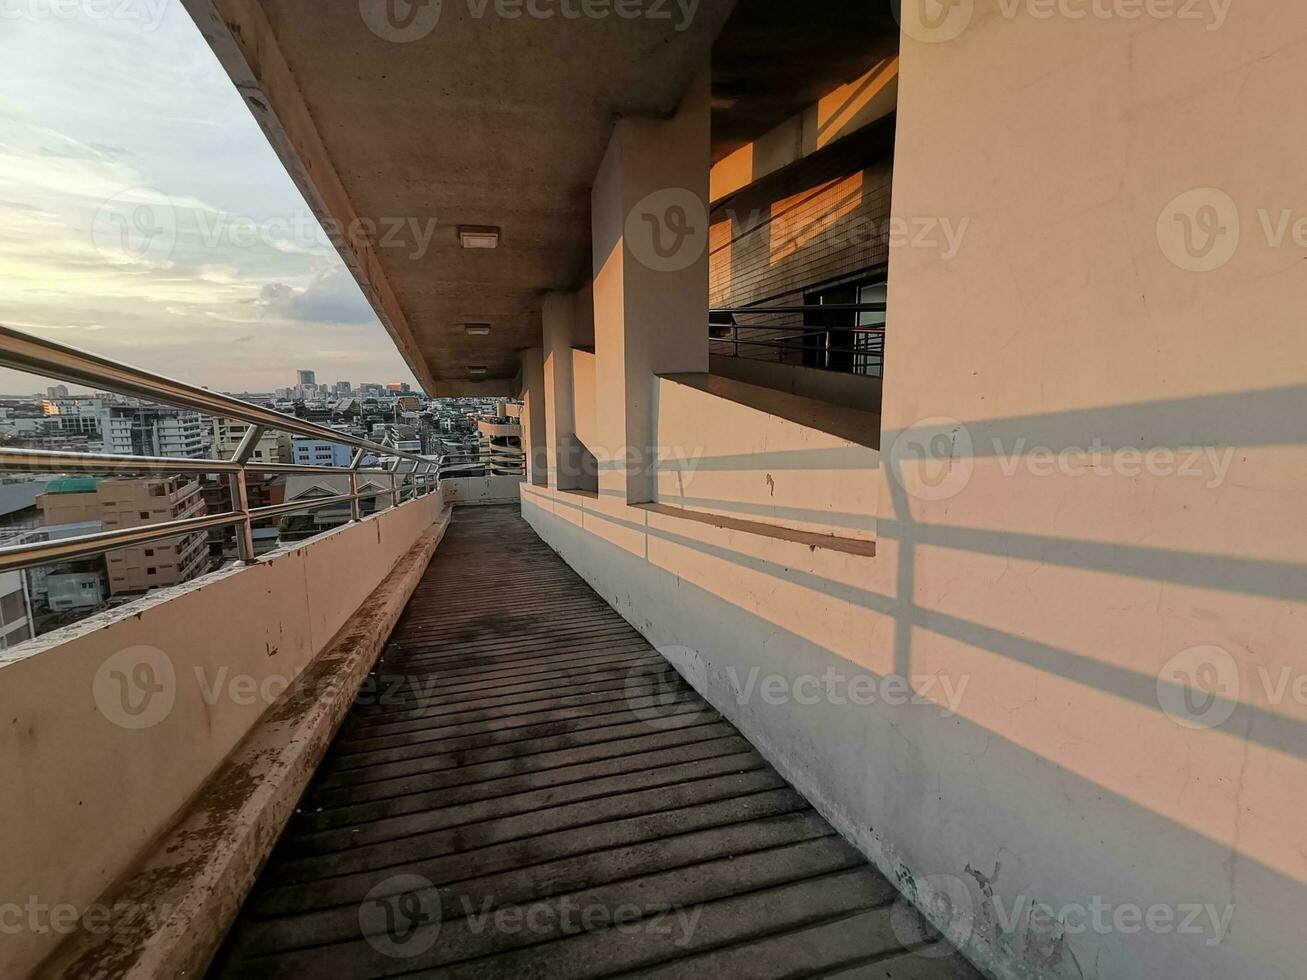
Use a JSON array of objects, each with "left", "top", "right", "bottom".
[
  {"left": 258, "top": 271, "right": 378, "bottom": 326},
  {"left": 0, "top": 12, "right": 416, "bottom": 395}
]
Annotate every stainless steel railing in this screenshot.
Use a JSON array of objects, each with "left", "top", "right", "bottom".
[
  {"left": 708, "top": 302, "right": 887, "bottom": 375},
  {"left": 437, "top": 448, "right": 526, "bottom": 479},
  {"left": 0, "top": 325, "right": 441, "bottom": 573}
]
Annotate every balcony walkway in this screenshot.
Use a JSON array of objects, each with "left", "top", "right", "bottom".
[{"left": 211, "top": 505, "right": 977, "bottom": 979}]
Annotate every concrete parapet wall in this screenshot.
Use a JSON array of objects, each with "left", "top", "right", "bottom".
[
  {"left": 442, "top": 474, "right": 526, "bottom": 506},
  {"left": 0, "top": 496, "right": 443, "bottom": 978}
]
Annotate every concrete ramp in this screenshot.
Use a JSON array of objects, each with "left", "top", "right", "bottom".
[{"left": 211, "top": 506, "right": 976, "bottom": 978}]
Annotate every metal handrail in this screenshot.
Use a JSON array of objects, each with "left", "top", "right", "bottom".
[
  {"left": 709, "top": 303, "right": 887, "bottom": 316},
  {"left": 708, "top": 302, "right": 886, "bottom": 374},
  {"left": 0, "top": 325, "right": 430, "bottom": 465},
  {"left": 0, "top": 324, "right": 440, "bottom": 572},
  {"left": 0, "top": 511, "right": 248, "bottom": 572}
]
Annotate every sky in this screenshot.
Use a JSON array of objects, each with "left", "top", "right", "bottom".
[{"left": 0, "top": 2, "right": 420, "bottom": 396}]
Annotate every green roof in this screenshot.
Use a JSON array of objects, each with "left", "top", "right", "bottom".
[{"left": 46, "top": 477, "right": 101, "bottom": 494}]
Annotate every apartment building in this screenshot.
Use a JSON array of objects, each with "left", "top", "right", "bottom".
[
  {"left": 100, "top": 404, "right": 209, "bottom": 459},
  {"left": 211, "top": 418, "right": 292, "bottom": 464},
  {"left": 199, "top": 474, "right": 287, "bottom": 559},
  {"left": 291, "top": 437, "right": 352, "bottom": 468},
  {"left": 37, "top": 477, "right": 208, "bottom": 596},
  {"left": 0, "top": 569, "right": 33, "bottom": 651},
  {"left": 99, "top": 478, "right": 208, "bottom": 594}
]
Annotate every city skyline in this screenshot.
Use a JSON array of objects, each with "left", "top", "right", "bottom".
[{"left": 0, "top": 6, "right": 420, "bottom": 397}]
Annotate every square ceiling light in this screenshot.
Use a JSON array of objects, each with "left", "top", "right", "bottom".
[
  {"left": 458, "top": 225, "right": 500, "bottom": 249},
  {"left": 464, "top": 323, "right": 491, "bottom": 336}
]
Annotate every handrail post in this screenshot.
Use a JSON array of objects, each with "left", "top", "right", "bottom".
[
  {"left": 229, "top": 469, "right": 256, "bottom": 564},
  {"left": 388, "top": 458, "right": 400, "bottom": 508},
  {"left": 348, "top": 450, "right": 364, "bottom": 522},
  {"left": 230, "top": 424, "right": 264, "bottom": 564}
]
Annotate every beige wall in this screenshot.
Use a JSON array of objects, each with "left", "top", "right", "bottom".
[
  {"left": 654, "top": 375, "right": 878, "bottom": 542},
  {"left": 0, "top": 495, "right": 443, "bottom": 978},
  {"left": 592, "top": 69, "right": 710, "bottom": 504},
  {"left": 572, "top": 348, "right": 597, "bottom": 454},
  {"left": 523, "top": 5, "right": 1307, "bottom": 978},
  {"left": 36, "top": 490, "right": 98, "bottom": 527},
  {"left": 442, "top": 474, "right": 525, "bottom": 507},
  {"left": 97, "top": 478, "right": 208, "bottom": 594}
]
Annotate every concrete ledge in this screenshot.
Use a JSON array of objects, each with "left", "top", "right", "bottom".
[
  {"left": 442, "top": 473, "right": 525, "bottom": 506},
  {"left": 635, "top": 502, "right": 877, "bottom": 558},
  {"left": 34, "top": 512, "right": 450, "bottom": 980},
  {"left": 661, "top": 372, "right": 882, "bottom": 450},
  {"left": 708, "top": 355, "right": 883, "bottom": 419}
]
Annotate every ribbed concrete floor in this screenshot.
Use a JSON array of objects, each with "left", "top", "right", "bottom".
[{"left": 211, "top": 505, "right": 979, "bottom": 979}]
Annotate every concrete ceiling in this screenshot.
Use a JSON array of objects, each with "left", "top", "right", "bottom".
[
  {"left": 186, "top": 0, "right": 736, "bottom": 394},
  {"left": 185, "top": 1, "right": 897, "bottom": 394},
  {"left": 710, "top": 1, "right": 901, "bottom": 164}
]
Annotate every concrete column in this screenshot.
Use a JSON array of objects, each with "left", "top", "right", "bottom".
[
  {"left": 518, "top": 347, "right": 548, "bottom": 487},
  {"left": 543, "top": 288, "right": 595, "bottom": 491},
  {"left": 590, "top": 68, "right": 710, "bottom": 505}
]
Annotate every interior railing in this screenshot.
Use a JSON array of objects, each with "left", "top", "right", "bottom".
[
  {"left": 437, "top": 447, "right": 526, "bottom": 479},
  {"left": 708, "top": 302, "right": 887, "bottom": 376},
  {"left": 0, "top": 325, "right": 440, "bottom": 573}
]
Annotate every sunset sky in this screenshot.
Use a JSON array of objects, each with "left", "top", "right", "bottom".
[{"left": 0, "top": 4, "right": 419, "bottom": 395}]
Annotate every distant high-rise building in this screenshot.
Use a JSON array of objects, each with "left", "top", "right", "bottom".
[
  {"left": 297, "top": 370, "right": 316, "bottom": 387},
  {"left": 387, "top": 382, "right": 411, "bottom": 394},
  {"left": 335, "top": 381, "right": 352, "bottom": 395},
  {"left": 46, "top": 385, "right": 69, "bottom": 399}
]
